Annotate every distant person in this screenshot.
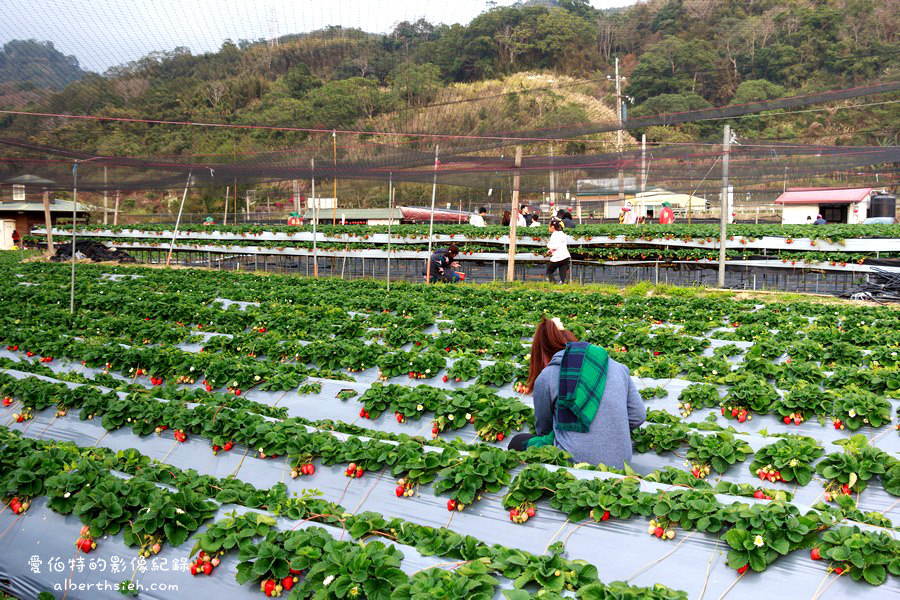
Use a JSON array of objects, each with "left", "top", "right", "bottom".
[
  {"left": 507, "top": 317, "right": 646, "bottom": 468},
  {"left": 519, "top": 204, "right": 531, "bottom": 226},
  {"left": 557, "top": 209, "right": 576, "bottom": 230},
  {"left": 814, "top": 214, "right": 827, "bottom": 225},
  {"left": 424, "top": 244, "right": 461, "bottom": 283},
  {"left": 621, "top": 202, "right": 637, "bottom": 225},
  {"left": 546, "top": 218, "right": 571, "bottom": 284},
  {"left": 502, "top": 210, "right": 512, "bottom": 227},
  {"left": 659, "top": 201, "right": 675, "bottom": 224},
  {"left": 11, "top": 230, "right": 20, "bottom": 248},
  {"left": 529, "top": 210, "right": 542, "bottom": 227},
  {"left": 469, "top": 207, "right": 487, "bottom": 227}
]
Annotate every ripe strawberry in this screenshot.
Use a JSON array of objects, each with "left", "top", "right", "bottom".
[
  {"left": 447, "top": 499, "right": 457, "bottom": 511},
  {"left": 496, "top": 433, "right": 505, "bottom": 442},
  {"left": 810, "top": 548, "right": 821, "bottom": 560},
  {"left": 753, "top": 490, "right": 765, "bottom": 499},
  {"left": 190, "top": 564, "right": 199, "bottom": 576},
  {"left": 720, "top": 407, "right": 725, "bottom": 416},
  {"left": 783, "top": 416, "right": 791, "bottom": 424},
  {"left": 307, "top": 464, "right": 315, "bottom": 475},
  {"left": 510, "top": 508, "right": 519, "bottom": 518},
  {"left": 355, "top": 467, "right": 364, "bottom": 478},
  {"left": 731, "top": 408, "right": 739, "bottom": 417},
  {"left": 653, "top": 527, "right": 664, "bottom": 538},
  {"left": 224, "top": 441, "right": 233, "bottom": 451},
  {"left": 233, "top": 389, "right": 241, "bottom": 396},
  {"left": 600, "top": 510, "right": 610, "bottom": 521},
  {"left": 442, "top": 375, "right": 449, "bottom": 383},
  {"left": 834, "top": 567, "right": 843, "bottom": 575},
  {"left": 396, "top": 485, "right": 405, "bottom": 497},
  {"left": 2, "top": 397, "right": 12, "bottom": 406},
  {"left": 841, "top": 484, "right": 851, "bottom": 495},
  {"left": 396, "top": 412, "right": 404, "bottom": 423},
  {"left": 282, "top": 576, "right": 294, "bottom": 591},
  {"left": 738, "top": 564, "right": 749, "bottom": 575},
  {"left": 455, "top": 377, "right": 461, "bottom": 382},
  {"left": 793, "top": 417, "right": 802, "bottom": 426},
  {"left": 359, "top": 408, "right": 367, "bottom": 418},
  {"left": 527, "top": 507, "right": 536, "bottom": 518},
  {"left": 80, "top": 538, "right": 94, "bottom": 553},
  {"left": 212, "top": 445, "right": 220, "bottom": 453},
  {"left": 289, "top": 568, "right": 302, "bottom": 575},
  {"left": 202, "top": 562, "right": 213, "bottom": 575}
]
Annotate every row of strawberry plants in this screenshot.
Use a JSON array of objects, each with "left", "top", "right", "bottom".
[
  {"left": 0, "top": 428, "right": 685, "bottom": 599},
  {"left": 48, "top": 222, "right": 900, "bottom": 243}
]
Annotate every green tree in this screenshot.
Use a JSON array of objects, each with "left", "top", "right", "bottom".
[{"left": 389, "top": 62, "right": 442, "bottom": 107}]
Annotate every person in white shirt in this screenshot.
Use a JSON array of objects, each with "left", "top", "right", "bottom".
[
  {"left": 546, "top": 218, "right": 571, "bottom": 284},
  {"left": 529, "top": 210, "right": 542, "bottom": 227},
  {"left": 469, "top": 207, "right": 487, "bottom": 227},
  {"left": 517, "top": 210, "right": 527, "bottom": 227}
]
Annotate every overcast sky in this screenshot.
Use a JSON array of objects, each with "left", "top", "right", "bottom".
[{"left": 2, "top": 0, "right": 636, "bottom": 73}]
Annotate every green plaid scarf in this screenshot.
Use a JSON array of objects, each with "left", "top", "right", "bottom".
[{"left": 526, "top": 342, "right": 609, "bottom": 449}]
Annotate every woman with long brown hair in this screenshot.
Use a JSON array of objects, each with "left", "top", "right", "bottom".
[{"left": 507, "top": 317, "right": 646, "bottom": 468}]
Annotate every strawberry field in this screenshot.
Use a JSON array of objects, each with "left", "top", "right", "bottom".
[{"left": 0, "top": 257, "right": 898, "bottom": 599}]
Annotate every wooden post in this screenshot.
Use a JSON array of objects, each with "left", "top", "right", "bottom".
[
  {"left": 113, "top": 190, "right": 120, "bottom": 225},
  {"left": 166, "top": 173, "right": 192, "bottom": 267},
  {"left": 717, "top": 125, "right": 731, "bottom": 288},
  {"left": 311, "top": 158, "right": 318, "bottom": 277},
  {"left": 386, "top": 173, "right": 393, "bottom": 291},
  {"left": 424, "top": 146, "right": 439, "bottom": 284},
  {"left": 70, "top": 163, "right": 78, "bottom": 313},
  {"left": 42, "top": 188, "right": 54, "bottom": 257},
  {"left": 103, "top": 166, "right": 108, "bottom": 225},
  {"left": 332, "top": 130, "right": 338, "bottom": 225},
  {"left": 223, "top": 185, "right": 230, "bottom": 225},
  {"left": 506, "top": 146, "right": 523, "bottom": 282}
]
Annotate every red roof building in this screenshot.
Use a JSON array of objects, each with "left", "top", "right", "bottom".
[{"left": 774, "top": 187, "right": 873, "bottom": 224}]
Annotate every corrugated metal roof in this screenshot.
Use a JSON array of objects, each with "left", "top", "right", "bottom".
[
  {"left": 0, "top": 200, "right": 89, "bottom": 213},
  {"left": 774, "top": 188, "right": 872, "bottom": 205}
]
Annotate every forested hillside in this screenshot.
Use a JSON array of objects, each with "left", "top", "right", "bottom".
[{"left": 0, "top": 0, "right": 896, "bottom": 164}]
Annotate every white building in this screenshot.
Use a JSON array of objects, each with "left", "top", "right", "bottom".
[{"left": 774, "top": 188, "right": 873, "bottom": 224}]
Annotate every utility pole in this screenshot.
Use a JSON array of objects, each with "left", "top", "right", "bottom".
[
  {"left": 717, "top": 124, "right": 731, "bottom": 288},
  {"left": 311, "top": 158, "right": 318, "bottom": 277},
  {"left": 425, "top": 146, "right": 439, "bottom": 284},
  {"left": 549, "top": 143, "right": 555, "bottom": 210},
  {"left": 223, "top": 186, "right": 229, "bottom": 225},
  {"left": 506, "top": 146, "right": 523, "bottom": 282},
  {"left": 332, "top": 130, "right": 338, "bottom": 225},
  {"left": 615, "top": 57, "right": 625, "bottom": 205},
  {"left": 640, "top": 134, "right": 647, "bottom": 194},
  {"left": 103, "top": 166, "right": 108, "bottom": 225}
]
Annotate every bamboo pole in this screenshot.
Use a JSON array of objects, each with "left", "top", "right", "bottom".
[
  {"left": 424, "top": 146, "right": 439, "bottom": 284},
  {"left": 506, "top": 147, "right": 523, "bottom": 282}
]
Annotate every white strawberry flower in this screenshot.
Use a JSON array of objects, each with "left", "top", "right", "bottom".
[
  {"left": 175, "top": 508, "right": 185, "bottom": 514},
  {"left": 416, "top": 404, "right": 424, "bottom": 411},
  {"left": 848, "top": 409, "right": 857, "bottom": 418},
  {"left": 189, "top": 367, "right": 195, "bottom": 372},
  {"left": 323, "top": 575, "right": 334, "bottom": 586},
  {"left": 64, "top": 492, "right": 71, "bottom": 498},
  {"left": 712, "top": 370, "right": 718, "bottom": 375},
  {"left": 753, "top": 535, "right": 765, "bottom": 548},
  {"left": 465, "top": 413, "right": 471, "bottom": 421},
  {"left": 425, "top": 369, "right": 430, "bottom": 373},
  {"left": 232, "top": 381, "right": 239, "bottom": 387},
  {"left": 447, "top": 414, "right": 454, "bottom": 421},
  {"left": 789, "top": 459, "right": 798, "bottom": 467},
  {"left": 254, "top": 375, "right": 261, "bottom": 381}
]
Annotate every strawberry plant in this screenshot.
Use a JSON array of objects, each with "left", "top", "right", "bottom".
[
  {"left": 776, "top": 384, "right": 834, "bottom": 423},
  {"left": 551, "top": 476, "right": 648, "bottom": 522},
  {"left": 446, "top": 355, "right": 480, "bottom": 382},
  {"left": 677, "top": 383, "right": 720, "bottom": 418},
  {"left": 500, "top": 542, "right": 598, "bottom": 595},
  {"left": 686, "top": 432, "right": 753, "bottom": 475},
  {"left": 632, "top": 423, "right": 690, "bottom": 454},
  {"left": 680, "top": 356, "right": 730, "bottom": 384},
  {"left": 394, "top": 561, "right": 498, "bottom": 600},
  {"left": 722, "top": 502, "right": 819, "bottom": 573},
  {"left": 650, "top": 488, "right": 726, "bottom": 533},
  {"left": 831, "top": 389, "right": 892, "bottom": 430},
  {"left": 749, "top": 437, "right": 824, "bottom": 485},
  {"left": 477, "top": 360, "right": 517, "bottom": 387},
  {"left": 501, "top": 465, "right": 574, "bottom": 520},
  {"left": 815, "top": 434, "right": 891, "bottom": 495},
  {"left": 639, "top": 386, "right": 666, "bottom": 400},
  {"left": 472, "top": 394, "right": 531, "bottom": 441},
  {"left": 814, "top": 526, "right": 900, "bottom": 585},
  {"left": 433, "top": 447, "right": 519, "bottom": 508},
  {"left": 723, "top": 375, "right": 779, "bottom": 415}
]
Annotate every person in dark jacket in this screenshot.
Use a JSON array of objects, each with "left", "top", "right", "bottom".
[
  {"left": 556, "top": 209, "right": 576, "bottom": 230},
  {"left": 814, "top": 214, "right": 827, "bottom": 225},
  {"left": 508, "top": 317, "right": 646, "bottom": 467},
  {"left": 424, "top": 244, "right": 461, "bottom": 283}
]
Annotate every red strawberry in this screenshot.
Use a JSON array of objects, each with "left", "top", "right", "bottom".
[
  {"left": 223, "top": 441, "right": 233, "bottom": 451},
  {"left": 2, "top": 397, "right": 12, "bottom": 407},
  {"left": 738, "top": 564, "right": 749, "bottom": 575},
  {"left": 359, "top": 408, "right": 367, "bottom": 418},
  {"left": 731, "top": 408, "right": 739, "bottom": 417},
  {"left": 835, "top": 567, "right": 843, "bottom": 575},
  {"left": 202, "top": 562, "right": 213, "bottom": 575},
  {"left": 783, "top": 416, "right": 791, "bottom": 424},
  {"left": 654, "top": 527, "right": 664, "bottom": 538},
  {"left": 233, "top": 389, "right": 241, "bottom": 396},
  {"left": 447, "top": 499, "right": 457, "bottom": 511},
  {"left": 496, "top": 433, "right": 505, "bottom": 442},
  {"left": 842, "top": 484, "right": 850, "bottom": 494},
  {"left": 212, "top": 445, "right": 220, "bottom": 453},
  {"left": 442, "top": 375, "right": 449, "bottom": 382},
  {"left": 355, "top": 467, "right": 364, "bottom": 478},
  {"left": 190, "top": 564, "right": 199, "bottom": 576},
  {"left": 510, "top": 508, "right": 519, "bottom": 517},
  {"left": 445, "top": 347, "right": 451, "bottom": 353},
  {"left": 601, "top": 510, "right": 610, "bottom": 521},
  {"left": 307, "top": 464, "right": 315, "bottom": 475},
  {"left": 810, "top": 548, "right": 821, "bottom": 560},
  {"left": 282, "top": 576, "right": 294, "bottom": 591},
  {"left": 80, "top": 538, "right": 94, "bottom": 553},
  {"left": 793, "top": 417, "right": 802, "bottom": 426},
  {"left": 753, "top": 490, "right": 765, "bottom": 499},
  {"left": 396, "top": 485, "right": 405, "bottom": 497},
  {"left": 527, "top": 507, "right": 536, "bottom": 518},
  {"left": 264, "top": 579, "right": 276, "bottom": 595}
]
